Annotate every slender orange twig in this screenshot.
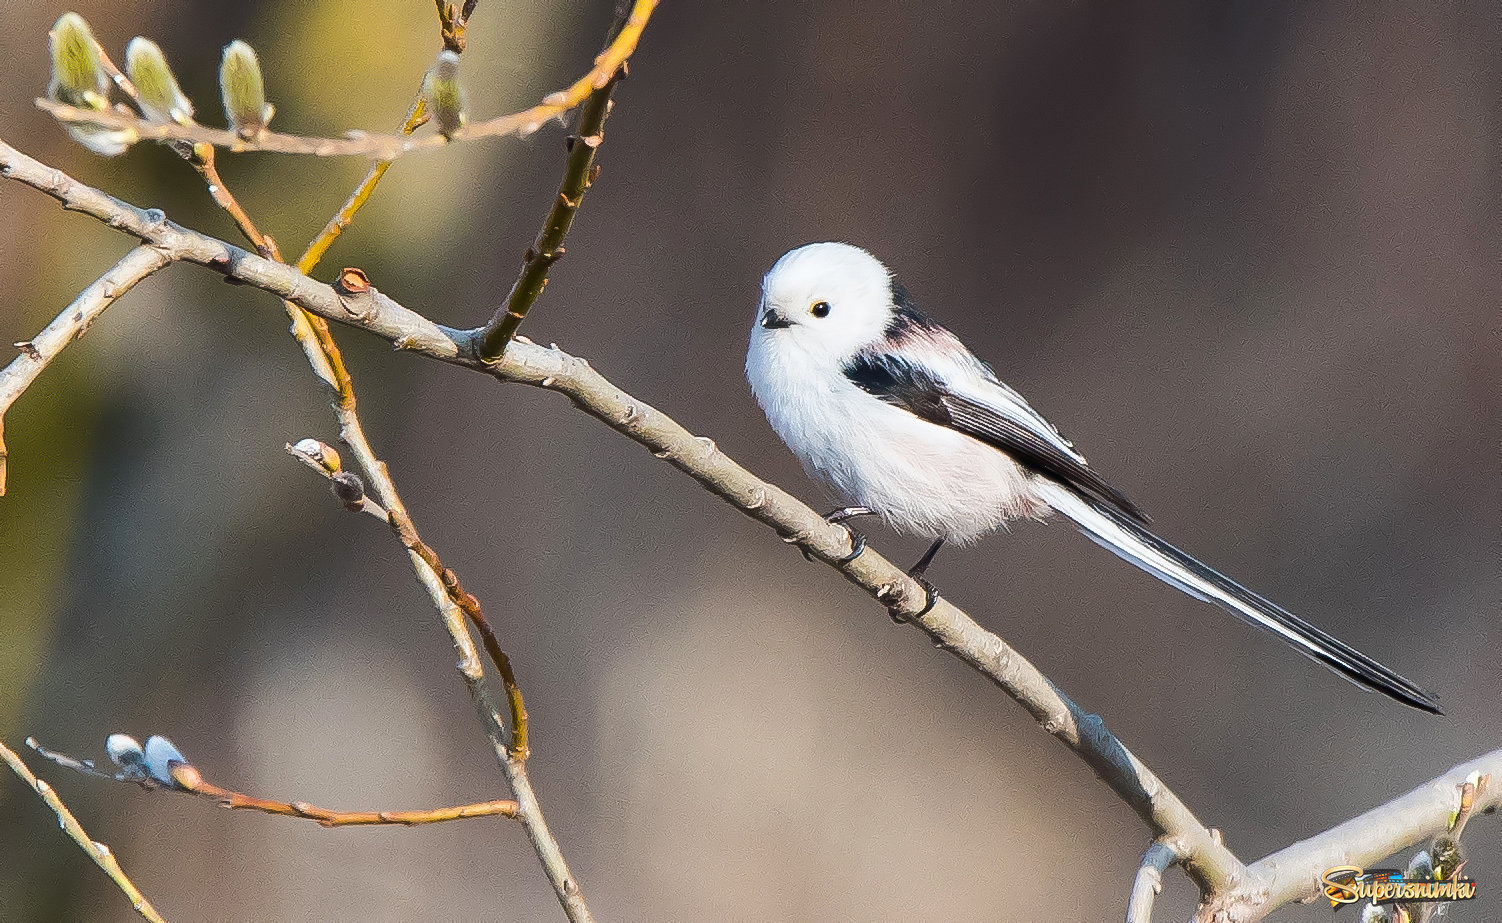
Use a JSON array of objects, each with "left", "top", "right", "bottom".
[{"left": 170, "top": 763, "right": 518, "bottom": 828}]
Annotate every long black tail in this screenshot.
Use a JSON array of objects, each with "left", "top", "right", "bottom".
[{"left": 1033, "top": 480, "right": 1442, "bottom": 715}]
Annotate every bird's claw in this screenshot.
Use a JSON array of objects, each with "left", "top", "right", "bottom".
[
  {"left": 801, "top": 522, "right": 866, "bottom": 565},
  {"left": 889, "top": 577, "right": 939, "bottom": 623},
  {"left": 836, "top": 525, "right": 867, "bottom": 564},
  {"left": 800, "top": 507, "right": 874, "bottom": 564}
]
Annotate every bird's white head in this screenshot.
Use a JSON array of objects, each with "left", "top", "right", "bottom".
[{"left": 751, "top": 242, "right": 896, "bottom": 365}]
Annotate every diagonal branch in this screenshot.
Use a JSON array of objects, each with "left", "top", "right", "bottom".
[
  {"left": 19, "top": 137, "right": 1500, "bottom": 918},
  {"left": 286, "top": 436, "right": 591, "bottom": 915},
  {"left": 0, "top": 736, "right": 166, "bottom": 922},
  {"left": 0, "top": 136, "right": 1244, "bottom": 895},
  {"left": 0, "top": 244, "right": 172, "bottom": 494},
  {"left": 35, "top": 0, "right": 658, "bottom": 161}
]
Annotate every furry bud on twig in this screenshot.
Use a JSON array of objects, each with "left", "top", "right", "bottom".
[
  {"left": 423, "top": 50, "right": 467, "bottom": 140},
  {"left": 142, "top": 735, "right": 188, "bottom": 786},
  {"left": 48, "top": 13, "right": 108, "bottom": 109},
  {"left": 1404, "top": 848, "right": 1434, "bottom": 881},
  {"left": 105, "top": 733, "right": 146, "bottom": 771},
  {"left": 330, "top": 471, "right": 366, "bottom": 509},
  {"left": 125, "top": 37, "right": 193, "bottom": 125},
  {"left": 219, "top": 40, "right": 274, "bottom": 139},
  {"left": 289, "top": 438, "right": 342, "bottom": 474},
  {"left": 48, "top": 13, "right": 135, "bottom": 156}
]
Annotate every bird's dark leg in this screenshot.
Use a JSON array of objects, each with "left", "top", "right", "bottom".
[
  {"left": 892, "top": 539, "right": 944, "bottom": 621},
  {"left": 801, "top": 507, "right": 875, "bottom": 564},
  {"left": 908, "top": 538, "right": 945, "bottom": 579}
]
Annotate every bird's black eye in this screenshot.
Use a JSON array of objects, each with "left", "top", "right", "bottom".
[{"left": 811, "top": 301, "right": 831, "bottom": 318}]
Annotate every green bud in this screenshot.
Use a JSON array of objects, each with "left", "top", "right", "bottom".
[
  {"left": 125, "top": 38, "right": 193, "bottom": 124},
  {"left": 48, "top": 13, "right": 135, "bottom": 156},
  {"left": 219, "top": 40, "right": 273, "bottom": 138},
  {"left": 424, "top": 50, "right": 467, "bottom": 139},
  {"left": 48, "top": 12, "right": 109, "bottom": 109}
]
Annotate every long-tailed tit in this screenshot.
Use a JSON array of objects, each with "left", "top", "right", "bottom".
[{"left": 746, "top": 241, "right": 1440, "bottom": 714}]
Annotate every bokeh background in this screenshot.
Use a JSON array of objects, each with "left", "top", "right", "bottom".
[{"left": 1, "top": 1, "right": 1498, "bottom": 920}]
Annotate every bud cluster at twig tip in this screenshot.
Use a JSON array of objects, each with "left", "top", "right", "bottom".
[
  {"left": 102, "top": 733, "right": 190, "bottom": 787},
  {"left": 143, "top": 735, "right": 187, "bottom": 786}
]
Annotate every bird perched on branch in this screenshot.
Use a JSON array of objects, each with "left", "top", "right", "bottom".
[{"left": 745, "top": 241, "right": 1440, "bottom": 714}]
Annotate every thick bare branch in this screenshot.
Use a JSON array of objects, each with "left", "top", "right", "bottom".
[
  {"left": 0, "top": 737, "right": 166, "bottom": 922},
  {"left": 0, "top": 244, "right": 171, "bottom": 494},
  {"left": 1198, "top": 750, "right": 1502, "bottom": 922}
]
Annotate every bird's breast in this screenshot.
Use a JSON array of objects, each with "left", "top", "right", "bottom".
[{"left": 747, "top": 344, "right": 1041, "bottom": 542}]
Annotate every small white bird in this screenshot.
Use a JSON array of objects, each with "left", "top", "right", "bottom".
[{"left": 746, "top": 242, "right": 1440, "bottom": 714}]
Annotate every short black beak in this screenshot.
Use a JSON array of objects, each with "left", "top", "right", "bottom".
[{"left": 760, "top": 307, "right": 793, "bottom": 330}]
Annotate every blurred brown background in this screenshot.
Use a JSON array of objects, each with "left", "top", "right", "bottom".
[{"left": 0, "top": 1, "right": 1498, "bottom": 920}]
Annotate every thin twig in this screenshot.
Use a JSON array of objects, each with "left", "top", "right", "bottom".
[
  {"left": 477, "top": 20, "right": 630, "bottom": 359},
  {"left": 0, "top": 736, "right": 166, "bottom": 922},
  {"left": 91, "top": 39, "right": 141, "bottom": 104},
  {"left": 1127, "top": 839, "right": 1179, "bottom": 923},
  {"left": 25, "top": 737, "right": 519, "bottom": 828},
  {"left": 34, "top": 0, "right": 658, "bottom": 161},
  {"left": 191, "top": 151, "right": 274, "bottom": 256},
  {"left": 212, "top": 5, "right": 584, "bottom": 913},
  {"left": 0, "top": 245, "right": 171, "bottom": 494},
  {"left": 389, "top": 508, "right": 530, "bottom": 760},
  {"left": 286, "top": 442, "right": 575, "bottom": 911},
  {"left": 271, "top": 3, "right": 557, "bottom": 883},
  {"left": 284, "top": 442, "right": 531, "bottom": 762},
  {"left": 171, "top": 763, "right": 519, "bottom": 828},
  {"left": 295, "top": 97, "right": 429, "bottom": 276},
  {"left": 361, "top": 455, "right": 593, "bottom": 922},
  {"left": 0, "top": 137, "right": 1243, "bottom": 895}
]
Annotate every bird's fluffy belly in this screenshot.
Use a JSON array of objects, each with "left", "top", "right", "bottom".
[{"left": 779, "top": 390, "right": 1043, "bottom": 543}]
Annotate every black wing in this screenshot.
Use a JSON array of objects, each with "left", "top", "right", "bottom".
[{"left": 843, "top": 352, "right": 1150, "bottom": 525}]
